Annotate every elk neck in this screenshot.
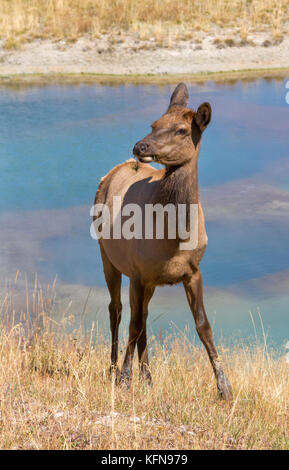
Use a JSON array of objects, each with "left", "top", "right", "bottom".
[{"left": 158, "top": 158, "right": 199, "bottom": 208}]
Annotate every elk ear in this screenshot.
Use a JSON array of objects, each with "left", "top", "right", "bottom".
[
  {"left": 194, "top": 102, "right": 212, "bottom": 131},
  {"left": 168, "top": 83, "right": 189, "bottom": 110}
]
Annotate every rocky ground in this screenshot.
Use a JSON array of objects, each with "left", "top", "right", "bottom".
[{"left": 0, "top": 28, "right": 288, "bottom": 76}]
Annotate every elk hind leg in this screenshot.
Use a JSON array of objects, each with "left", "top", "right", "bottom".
[
  {"left": 137, "top": 286, "right": 155, "bottom": 385},
  {"left": 120, "top": 279, "right": 145, "bottom": 386},
  {"left": 100, "top": 244, "right": 122, "bottom": 375}
]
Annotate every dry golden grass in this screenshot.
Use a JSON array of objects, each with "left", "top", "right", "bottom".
[
  {"left": 0, "top": 0, "right": 288, "bottom": 46},
  {"left": 0, "top": 68, "right": 288, "bottom": 88},
  {"left": 0, "top": 275, "right": 288, "bottom": 450}
]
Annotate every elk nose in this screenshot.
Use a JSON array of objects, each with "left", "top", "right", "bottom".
[{"left": 133, "top": 141, "right": 148, "bottom": 155}]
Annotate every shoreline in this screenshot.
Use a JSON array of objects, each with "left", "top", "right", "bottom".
[
  {"left": 0, "top": 67, "right": 289, "bottom": 87},
  {"left": 1, "top": 30, "right": 289, "bottom": 86}
]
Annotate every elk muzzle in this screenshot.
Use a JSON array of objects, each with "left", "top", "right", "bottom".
[{"left": 133, "top": 140, "right": 159, "bottom": 163}]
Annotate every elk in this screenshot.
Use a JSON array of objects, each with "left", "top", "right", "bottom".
[{"left": 93, "top": 83, "right": 232, "bottom": 400}]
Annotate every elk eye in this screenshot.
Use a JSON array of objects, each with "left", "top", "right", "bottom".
[{"left": 176, "top": 128, "right": 187, "bottom": 135}]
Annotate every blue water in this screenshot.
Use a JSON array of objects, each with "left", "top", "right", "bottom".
[
  {"left": 1, "top": 81, "right": 288, "bottom": 212},
  {"left": 0, "top": 79, "right": 288, "bottom": 346}
]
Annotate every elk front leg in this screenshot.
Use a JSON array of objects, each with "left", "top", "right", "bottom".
[{"left": 183, "top": 271, "right": 232, "bottom": 400}]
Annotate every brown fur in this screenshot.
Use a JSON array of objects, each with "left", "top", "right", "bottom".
[{"left": 93, "top": 83, "right": 232, "bottom": 399}]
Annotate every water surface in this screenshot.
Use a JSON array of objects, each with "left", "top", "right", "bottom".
[{"left": 0, "top": 79, "right": 288, "bottom": 346}]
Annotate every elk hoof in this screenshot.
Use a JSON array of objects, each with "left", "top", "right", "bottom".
[
  {"left": 217, "top": 371, "right": 233, "bottom": 401},
  {"left": 140, "top": 369, "right": 153, "bottom": 387},
  {"left": 118, "top": 369, "right": 132, "bottom": 388},
  {"left": 109, "top": 365, "right": 120, "bottom": 382}
]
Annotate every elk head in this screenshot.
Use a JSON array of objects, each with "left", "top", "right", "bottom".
[{"left": 133, "top": 83, "right": 211, "bottom": 168}]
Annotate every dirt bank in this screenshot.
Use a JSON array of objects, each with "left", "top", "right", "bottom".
[{"left": 0, "top": 30, "right": 289, "bottom": 80}]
